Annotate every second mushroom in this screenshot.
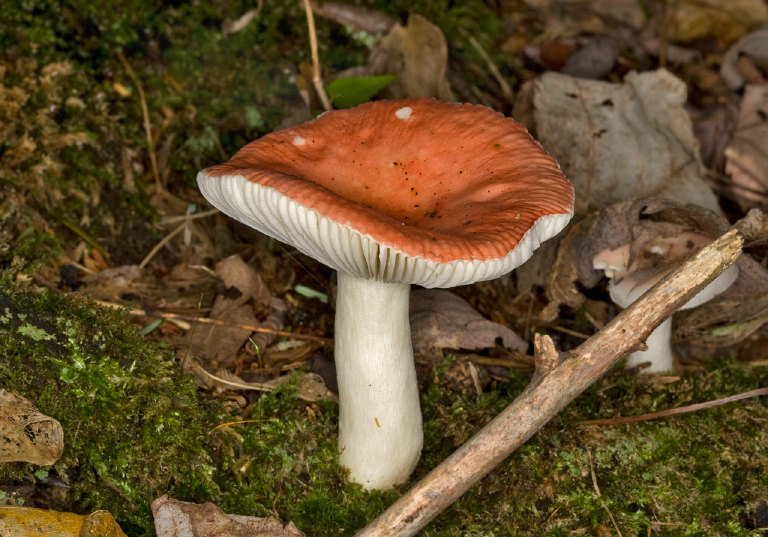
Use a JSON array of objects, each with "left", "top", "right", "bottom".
[
  {"left": 593, "top": 221, "right": 738, "bottom": 374},
  {"left": 198, "top": 99, "right": 574, "bottom": 489}
]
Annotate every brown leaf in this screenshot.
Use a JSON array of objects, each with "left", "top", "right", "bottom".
[
  {"left": 368, "top": 14, "right": 454, "bottom": 101},
  {"left": 666, "top": 0, "right": 768, "bottom": 46},
  {"left": 152, "top": 495, "right": 305, "bottom": 537},
  {"left": 725, "top": 84, "right": 768, "bottom": 211},
  {"left": 310, "top": 1, "right": 396, "bottom": 34},
  {"left": 410, "top": 289, "right": 527, "bottom": 355},
  {"left": 191, "top": 304, "right": 256, "bottom": 366},
  {"left": 721, "top": 29, "right": 768, "bottom": 90},
  {"left": 0, "top": 390, "right": 63, "bottom": 466},
  {"left": 192, "top": 255, "right": 271, "bottom": 365},
  {"left": 690, "top": 102, "right": 738, "bottom": 172},
  {"left": 0, "top": 506, "right": 128, "bottom": 537},
  {"left": 560, "top": 36, "right": 618, "bottom": 80},
  {"left": 530, "top": 70, "right": 723, "bottom": 216}
]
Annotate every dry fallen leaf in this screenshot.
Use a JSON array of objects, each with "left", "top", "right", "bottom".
[
  {"left": 526, "top": 36, "right": 618, "bottom": 80},
  {"left": 310, "top": 1, "right": 396, "bottom": 34},
  {"left": 721, "top": 29, "right": 768, "bottom": 91},
  {"left": 530, "top": 69, "right": 722, "bottom": 216},
  {"left": 152, "top": 495, "right": 304, "bottom": 537},
  {"left": 0, "top": 390, "right": 63, "bottom": 466},
  {"left": 410, "top": 289, "right": 527, "bottom": 355},
  {"left": 191, "top": 255, "right": 271, "bottom": 366},
  {"left": 193, "top": 365, "right": 336, "bottom": 403},
  {"left": 724, "top": 84, "right": 768, "bottom": 211},
  {"left": 690, "top": 101, "right": 738, "bottom": 173},
  {"left": 666, "top": 0, "right": 768, "bottom": 46},
  {"left": 367, "top": 13, "right": 454, "bottom": 101},
  {"left": 0, "top": 507, "right": 127, "bottom": 537}
]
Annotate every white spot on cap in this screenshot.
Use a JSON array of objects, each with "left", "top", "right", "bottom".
[
  {"left": 395, "top": 107, "right": 413, "bottom": 120},
  {"left": 293, "top": 136, "right": 306, "bottom": 146}
]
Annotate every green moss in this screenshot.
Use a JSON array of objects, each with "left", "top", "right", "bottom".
[
  {"left": 415, "top": 364, "right": 768, "bottom": 536},
  {"left": 0, "top": 280, "right": 394, "bottom": 535},
  {"left": 0, "top": 283, "right": 225, "bottom": 532}
]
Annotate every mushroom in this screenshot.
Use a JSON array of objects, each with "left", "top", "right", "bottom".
[
  {"left": 197, "top": 98, "right": 574, "bottom": 489},
  {"left": 593, "top": 226, "right": 738, "bottom": 374}
]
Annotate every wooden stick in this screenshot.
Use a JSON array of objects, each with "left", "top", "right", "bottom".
[{"left": 355, "top": 228, "right": 743, "bottom": 536}]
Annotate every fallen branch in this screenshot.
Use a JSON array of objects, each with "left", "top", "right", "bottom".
[{"left": 355, "top": 228, "right": 744, "bottom": 536}]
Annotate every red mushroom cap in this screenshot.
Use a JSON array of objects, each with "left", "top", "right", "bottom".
[{"left": 198, "top": 98, "right": 574, "bottom": 287}]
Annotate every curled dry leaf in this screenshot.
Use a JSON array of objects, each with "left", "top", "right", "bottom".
[
  {"left": 152, "top": 495, "right": 304, "bottom": 537},
  {"left": 0, "top": 390, "right": 63, "bottom": 466},
  {"left": 721, "top": 29, "right": 768, "bottom": 90},
  {"left": 529, "top": 69, "right": 722, "bottom": 216},
  {"left": 560, "top": 36, "right": 617, "bottom": 79},
  {"left": 677, "top": 211, "right": 768, "bottom": 346},
  {"left": 409, "top": 289, "right": 527, "bottom": 355},
  {"left": 724, "top": 84, "right": 768, "bottom": 211}
]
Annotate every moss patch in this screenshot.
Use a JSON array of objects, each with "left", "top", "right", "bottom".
[{"left": 417, "top": 363, "right": 768, "bottom": 536}]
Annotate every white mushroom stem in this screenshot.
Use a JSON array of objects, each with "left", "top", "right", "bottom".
[
  {"left": 624, "top": 317, "right": 674, "bottom": 373},
  {"left": 334, "top": 271, "right": 422, "bottom": 490},
  {"left": 609, "top": 264, "right": 739, "bottom": 374}
]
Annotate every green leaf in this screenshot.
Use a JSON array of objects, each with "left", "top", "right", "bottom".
[
  {"left": 326, "top": 75, "right": 397, "bottom": 109},
  {"left": 294, "top": 284, "right": 328, "bottom": 304}
]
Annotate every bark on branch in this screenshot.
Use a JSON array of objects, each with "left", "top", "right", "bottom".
[{"left": 355, "top": 228, "right": 744, "bottom": 537}]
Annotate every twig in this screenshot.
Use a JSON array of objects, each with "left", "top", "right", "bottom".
[
  {"left": 138, "top": 208, "right": 218, "bottom": 269},
  {"left": 534, "top": 322, "right": 591, "bottom": 340},
  {"left": 460, "top": 29, "right": 514, "bottom": 104},
  {"left": 115, "top": 49, "right": 162, "bottom": 191},
  {"left": 139, "top": 220, "right": 188, "bottom": 269},
  {"left": 211, "top": 419, "right": 270, "bottom": 432},
  {"left": 53, "top": 210, "right": 111, "bottom": 260},
  {"left": 104, "top": 302, "right": 332, "bottom": 344},
  {"left": 589, "top": 451, "right": 622, "bottom": 536},
  {"left": 302, "top": 0, "right": 332, "bottom": 112},
  {"left": 576, "top": 387, "right": 768, "bottom": 426},
  {"left": 355, "top": 228, "right": 743, "bottom": 536},
  {"left": 160, "top": 208, "right": 218, "bottom": 224}
]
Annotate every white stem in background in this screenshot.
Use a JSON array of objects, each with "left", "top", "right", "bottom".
[
  {"left": 624, "top": 317, "right": 674, "bottom": 373},
  {"left": 334, "top": 271, "right": 422, "bottom": 490}
]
